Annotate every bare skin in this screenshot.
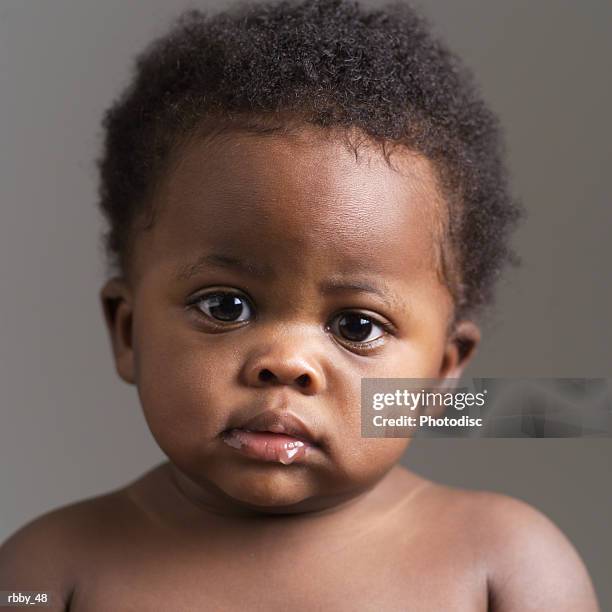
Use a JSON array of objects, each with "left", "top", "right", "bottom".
[{"left": 0, "top": 126, "right": 599, "bottom": 610}]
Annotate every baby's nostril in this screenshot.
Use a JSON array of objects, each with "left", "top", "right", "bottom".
[
  {"left": 295, "top": 374, "right": 310, "bottom": 388},
  {"left": 258, "top": 369, "right": 275, "bottom": 382},
  {"left": 257, "top": 369, "right": 310, "bottom": 387}
]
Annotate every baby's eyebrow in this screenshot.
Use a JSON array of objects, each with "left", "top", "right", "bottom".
[
  {"left": 319, "top": 278, "right": 403, "bottom": 310},
  {"left": 174, "top": 253, "right": 274, "bottom": 281}
]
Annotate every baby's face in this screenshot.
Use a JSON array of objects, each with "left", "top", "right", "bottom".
[{"left": 102, "top": 127, "right": 478, "bottom": 514}]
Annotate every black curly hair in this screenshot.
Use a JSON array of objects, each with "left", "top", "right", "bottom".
[{"left": 97, "top": 0, "right": 522, "bottom": 321}]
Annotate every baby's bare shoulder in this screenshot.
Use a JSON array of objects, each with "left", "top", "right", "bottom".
[
  {"left": 0, "top": 488, "right": 136, "bottom": 611},
  {"left": 418, "top": 483, "right": 599, "bottom": 611}
]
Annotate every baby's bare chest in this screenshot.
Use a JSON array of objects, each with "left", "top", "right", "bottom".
[{"left": 68, "top": 530, "right": 487, "bottom": 611}]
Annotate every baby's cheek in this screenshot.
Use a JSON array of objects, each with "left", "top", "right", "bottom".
[
  {"left": 332, "top": 437, "right": 409, "bottom": 490},
  {"left": 135, "top": 340, "right": 235, "bottom": 460},
  {"left": 381, "top": 341, "right": 447, "bottom": 379}
]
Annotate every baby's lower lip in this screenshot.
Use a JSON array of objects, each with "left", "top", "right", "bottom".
[{"left": 221, "top": 428, "right": 313, "bottom": 465}]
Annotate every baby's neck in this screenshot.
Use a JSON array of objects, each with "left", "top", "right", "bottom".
[
  {"left": 170, "top": 464, "right": 383, "bottom": 519},
  {"left": 126, "top": 461, "right": 423, "bottom": 542}
]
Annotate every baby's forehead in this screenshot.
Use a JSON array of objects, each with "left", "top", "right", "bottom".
[
  {"left": 190, "top": 124, "right": 441, "bottom": 190},
  {"left": 156, "top": 128, "right": 444, "bottom": 233},
  {"left": 141, "top": 129, "right": 446, "bottom": 274}
]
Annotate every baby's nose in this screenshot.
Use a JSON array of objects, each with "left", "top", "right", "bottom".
[{"left": 243, "top": 356, "right": 325, "bottom": 395}]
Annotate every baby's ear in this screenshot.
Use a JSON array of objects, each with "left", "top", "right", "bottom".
[
  {"left": 438, "top": 319, "right": 480, "bottom": 381},
  {"left": 99, "top": 277, "right": 135, "bottom": 385}
]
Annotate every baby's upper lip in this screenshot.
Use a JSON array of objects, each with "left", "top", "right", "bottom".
[{"left": 232, "top": 409, "right": 319, "bottom": 446}]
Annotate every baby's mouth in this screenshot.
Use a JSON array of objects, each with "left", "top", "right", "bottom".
[
  {"left": 222, "top": 429, "right": 311, "bottom": 464},
  {"left": 221, "top": 410, "right": 319, "bottom": 465}
]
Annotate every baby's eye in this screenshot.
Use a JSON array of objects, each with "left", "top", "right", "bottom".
[
  {"left": 328, "top": 312, "right": 387, "bottom": 344},
  {"left": 193, "top": 292, "right": 253, "bottom": 322}
]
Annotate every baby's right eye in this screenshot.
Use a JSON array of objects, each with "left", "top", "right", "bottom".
[{"left": 191, "top": 291, "right": 254, "bottom": 323}]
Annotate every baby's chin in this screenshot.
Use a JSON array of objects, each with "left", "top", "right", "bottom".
[
  {"left": 204, "top": 445, "right": 408, "bottom": 514},
  {"left": 213, "top": 463, "right": 325, "bottom": 512},
  {"left": 210, "top": 463, "right": 394, "bottom": 516}
]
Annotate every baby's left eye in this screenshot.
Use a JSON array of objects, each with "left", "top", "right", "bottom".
[{"left": 328, "top": 312, "right": 387, "bottom": 344}]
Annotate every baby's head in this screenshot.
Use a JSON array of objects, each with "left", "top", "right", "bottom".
[{"left": 97, "top": 0, "right": 521, "bottom": 514}]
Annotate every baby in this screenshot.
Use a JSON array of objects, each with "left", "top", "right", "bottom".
[{"left": 0, "top": 0, "right": 599, "bottom": 610}]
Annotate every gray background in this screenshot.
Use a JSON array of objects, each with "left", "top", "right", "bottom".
[{"left": 1, "top": 0, "right": 610, "bottom": 607}]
